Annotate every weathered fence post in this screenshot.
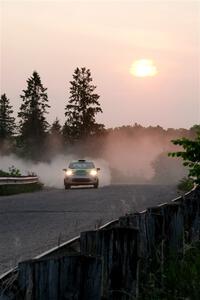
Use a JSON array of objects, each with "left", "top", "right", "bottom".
[
  {"left": 17, "top": 255, "right": 102, "bottom": 300},
  {"left": 2, "top": 187, "right": 200, "bottom": 300},
  {"left": 182, "top": 188, "right": 200, "bottom": 243},
  {"left": 81, "top": 227, "right": 139, "bottom": 300}
]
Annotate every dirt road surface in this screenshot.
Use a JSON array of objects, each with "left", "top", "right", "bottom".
[{"left": 0, "top": 184, "right": 178, "bottom": 275}]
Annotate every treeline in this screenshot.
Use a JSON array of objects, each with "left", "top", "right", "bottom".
[
  {"left": 1, "top": 67, "right": 198, "bottom": 184},
  {"left": 0, "top": 68, "right": 104, "bottom": 160}
]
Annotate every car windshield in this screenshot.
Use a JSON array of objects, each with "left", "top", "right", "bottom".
[{"left": 69, "top": 162, "right": 95, "bottom": 169}]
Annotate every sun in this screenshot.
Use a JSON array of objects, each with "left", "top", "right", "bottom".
[{"left": 130, "top": 59, "right": 158, "bottom": 77}]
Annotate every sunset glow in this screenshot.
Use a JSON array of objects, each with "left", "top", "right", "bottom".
[
  {"left": 1, "top": 1, "right": 198, "bottom": 128},
  {"left": 130, "top": 59, "right": 158, "bottom": 77}
]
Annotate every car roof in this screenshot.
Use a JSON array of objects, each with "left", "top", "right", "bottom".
[{"left": 70, "top": 160, "right": 93, "bottom": 163}]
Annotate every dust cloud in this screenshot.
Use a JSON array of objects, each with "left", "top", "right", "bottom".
[
  {"left": 103, "top": 134, "right": 162, "bottom": 182},
  {"left": 0, "top": 155, "right": 111, "bottom": 188},
  {"left": 101, "top": 129, "right": 187, "bottom": 184},
  {"left": 0, "top": 130, "right": 187, "bottom": 187}
]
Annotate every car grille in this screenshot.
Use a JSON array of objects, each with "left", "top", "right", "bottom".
[
  {"left": 72, "top": 178, "right": 91, "bottom": 183},
  {"left": 74, "top": 170, "right": 87, "bottom": 176}
]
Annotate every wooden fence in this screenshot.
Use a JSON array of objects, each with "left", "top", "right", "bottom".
[{"left": 1, "top": 186, "right": 200, "bottom": 300}]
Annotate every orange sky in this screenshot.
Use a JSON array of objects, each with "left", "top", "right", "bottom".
[{"left": 1, "top": 0, "right": 199, "bottom": 128}]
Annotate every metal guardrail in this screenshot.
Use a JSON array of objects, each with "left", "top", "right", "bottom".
[{"left": 0, "top": 176, "right": 39, "bottom": 186}]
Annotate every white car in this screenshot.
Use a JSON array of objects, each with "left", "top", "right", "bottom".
[{"left": 63, "top": 160, "right": 100, "bottom": 189}]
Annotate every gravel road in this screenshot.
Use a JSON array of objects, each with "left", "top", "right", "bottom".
[{"left": 0, "top": 184, "right": 178, "bottom": 275}]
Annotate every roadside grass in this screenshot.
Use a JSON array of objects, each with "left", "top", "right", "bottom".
[
  {"left": 139, "top": 241, "right": 200, "bottom": 300},
  {"left": 0, "top": 182, "right": 43, "bottom": 196}
]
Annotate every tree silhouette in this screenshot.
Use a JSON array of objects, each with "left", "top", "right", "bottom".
[
  {"left": 47, "top": 118, "right": 64, "bottom": 156},
  {"left": 63, "top": 67, "right": 104, "bottom": 141},
  {"left": 0, "top": 94, "right": 15, "bottom": 141},
  {"left": 18, "top": 71, "right": 50, "bottom": 160},
  {"left": 50, "top": 118, "right": 62, "bottom": 136}
]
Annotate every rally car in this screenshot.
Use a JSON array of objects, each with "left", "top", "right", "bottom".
[{"left": 63, "top": 159, "right": 100, "bottom": 189}]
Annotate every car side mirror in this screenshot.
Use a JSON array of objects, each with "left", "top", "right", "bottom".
[
  {"left": 97, "top": 168, "right": 100, "bottom": 171},
  {"left": 63, "top": 168, "right": 67, "bottom": 171}
]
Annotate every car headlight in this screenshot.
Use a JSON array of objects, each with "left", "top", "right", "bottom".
[
  {"left": 90, "top": 169, "right": 97, "bottom": 176},
  {"left": 66, "top": 169, "right": 73, "bottom": 176}
]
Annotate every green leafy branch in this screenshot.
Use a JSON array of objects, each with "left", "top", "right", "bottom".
[{"left": 169, "top": 134, "right": 200, "bottom": 185}]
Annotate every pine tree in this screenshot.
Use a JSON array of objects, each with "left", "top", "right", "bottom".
[
  {"left": 50, "top": 118, "right": 62, "bottom": 136},
  {"left": 63, "top": 67, "right": 104, "bottom": 141},
  {"left": 0, "top": 94, "right": 15, "bottom": 141},
  {"left": 48, "top": 118, "right": 64, "bottom": 156},
  {"left": 18, "top": 71, "right": 50, "bottom": 159},
  {"left": 46, "top": 118, "right": 64, "bottom": 157}
]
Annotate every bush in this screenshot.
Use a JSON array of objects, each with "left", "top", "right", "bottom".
[
  {"left": 177, "top": 177, "right": 194, "bottom": 193},
  {"left": 169, "top": 131, "right": 200, "bottom": 185},
  {"left": 0, "top": 165, "right": 21, "bottom": 177},
  {"left": 140, "top": 242, "right": 200, "bottom": 300},
  {"left": 0, "top": 169, "right": 9, "bottom": 177}
]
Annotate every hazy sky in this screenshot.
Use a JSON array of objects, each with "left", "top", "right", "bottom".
[{"left": 1, "top": 0, "right": 199, "bottom": 129}]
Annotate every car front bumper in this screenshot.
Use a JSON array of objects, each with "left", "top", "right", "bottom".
[{"left": 64, "top": 176, "right": 98, "bottom": 186}]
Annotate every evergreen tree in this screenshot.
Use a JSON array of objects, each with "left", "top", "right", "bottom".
[
  {"left": 50, "top": 118, "right": 62, "bottom": 136},
  {"left": 63, "top": 67, "right": 104, "bottom": 141},
  {"left": 0, "top": 94, "right": 15, "bottom": 141},
  {"left": 47, "top": 118, "right": 64, "bottom": 157},
  {"left": 18, "top": 71, "right": 50, "bottom": 159}
]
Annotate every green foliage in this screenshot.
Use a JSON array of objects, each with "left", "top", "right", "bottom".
[
  {"left": 140, "top": 242, "right": 200, "bottom": 300},
  {"left": 8, "top": 165, "right": 21, "bottom": 176},
  {"left": 18, "top": 71, "right": 50, "bottom": 160},
  {"left": 163, "top": 243, "right": 200, "bottom": 300},
  {"left": 177, "top": 177, "right": 194, "bottom": 192},
  {"left": 190, "top": 124, "right": 200, "bottom": 135},
  {"left": 0, "top": 166, "right": 41, "bottom": 195},
  {"left": 0, "top": 169, "right": 9, "bottom": 177},
  {"left": 0, "top": 166, "right": 21, "bottom": 177},
  {"left": 169, "top": 130, "right": 200, "bottom": 184},
  {"left": 63, "top": 67, "right": 104, "bottom": 141}
]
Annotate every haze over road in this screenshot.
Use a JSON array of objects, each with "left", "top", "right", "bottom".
[{"left": 0, "top": 185, "right": 178, "bottom": 275}]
